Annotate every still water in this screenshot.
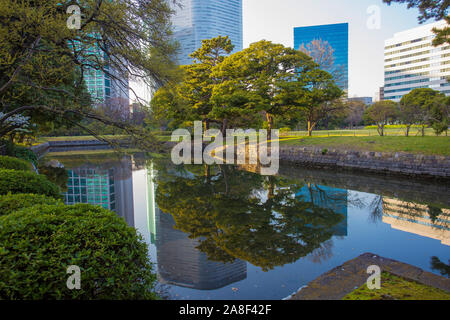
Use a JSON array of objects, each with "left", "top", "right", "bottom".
[{"left": 46, "top": 151, "right": 449, "bottom": 300}]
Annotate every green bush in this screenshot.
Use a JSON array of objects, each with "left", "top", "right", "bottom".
[
  {"left": 279, "top": 127, "right": 292, "bottom": 133},
  {"left": 37, "top": 165, "right": 69, "bottom": 192},
  {"left": 10, "top": 145, "right": 37, "bottom": 166},
  {"left": 0, "top": 204, "right": 157, "bottom": 299},
  {"left": 0, "top": 169, "right": 61, "bottom": 198},
  {"left": 0, "top": 193, "right": 63, "bottom": 216},
  {"left": 0, "top": 156, "right": 32, "bottom": 171}
]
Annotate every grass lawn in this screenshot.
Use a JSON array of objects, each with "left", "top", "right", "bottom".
[
  {"left": 280, "top": 136, "right": 450, "bottom": 156},
  {"left": 343, "top": 272, "right": 450, "bottom": 300}
]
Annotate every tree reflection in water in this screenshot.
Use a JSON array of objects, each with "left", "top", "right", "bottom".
[{"left": 154, "top": 162, "right": 345, "bottom": 272}]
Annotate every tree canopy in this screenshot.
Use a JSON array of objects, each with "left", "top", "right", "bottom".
[
  {"left": 0, "top": 0, "right": 179, "bottom": 148},
  {"left": 383, "top": 0, "right": 449, "bottom": 45}
]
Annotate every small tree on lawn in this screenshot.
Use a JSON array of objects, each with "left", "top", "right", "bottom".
[
  {"left": 364, "top": 100, "right": 398, "bottom": 136},
  {"left": 400, "top": 88, "right": 447, "bottom": 136}
]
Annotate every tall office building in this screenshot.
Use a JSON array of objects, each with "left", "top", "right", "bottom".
[
  {"left": 384, "top": 20, "right": 450, "bottom": 101},
  {"left": 78, "top": 36, "right": 129, "bottom": 103},
  {"left": 171, "top": 0, "right": 243, "bottom": 65},
  {"left": 294, "top": 23, "right": 349, "bottom": 92}
]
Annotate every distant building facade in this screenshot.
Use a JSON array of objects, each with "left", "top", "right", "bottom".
[
  {"left": 384, "top": 20, "right": 450, "bottom": 101},
  {"left": 294, "top": 23, "right": 349, "bottom": 92},
  {"left": 171, "top": 0, "right": 243, "bottom": 66}
]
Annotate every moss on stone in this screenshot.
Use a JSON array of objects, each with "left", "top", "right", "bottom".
[{"left": 343, "top": 272, "right": 450, "bottom": 300}]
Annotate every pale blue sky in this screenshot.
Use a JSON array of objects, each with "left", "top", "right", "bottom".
[{"left": 243, "top": 0, "right": 429, "bottom": 98}]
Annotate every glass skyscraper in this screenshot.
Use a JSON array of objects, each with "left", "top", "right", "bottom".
[
  {"left": 294, "top": 23, "right": 349, "bottom": 92},
  {"left": 171, "top": 0, "right": 243, "bottom": 65}
]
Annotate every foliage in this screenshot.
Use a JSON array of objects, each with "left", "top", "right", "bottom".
[
  {"left": 0, "top": 169, "right": 61, "bottom": 198},
  {"left": 344, "top": 100, "right": 366, "bottom": 129},
  {"left": 400, "top": 88, "right": 448, "bottom": 136},
  {"left": 10, "top": 145, "right": 38, "bottom": 165},
  {"left": 0, "top": 193, "right": 62, "bottom": 216},
  {"left": 0, "top": 0, "right": 178, "bottom": 149},
  {"left": 343, "top": 271, "right": 450, "bottom": 300},
  {"left": 154, "top": 162, "right": 343, "bottom": 271},
  {"left": 382, "top": 0, "right": 449, "bottom": 45},
  {"left": 152, "top": 36, "right": 238, "bottom": 132},
  {"left": 212, "top": 40, "right": 343, "bottom": 136},
  {"left": 0, "top": 204, "right": 157, "bottom": 299},
  {"left": 37, "top": 165, "right": 69, "bottom": 192},
  {"left": 0, "top": 156, "right": 32, "bottom": 171},
  {"left": 364, "top": 101, "right": 399, "bottom": 136}
]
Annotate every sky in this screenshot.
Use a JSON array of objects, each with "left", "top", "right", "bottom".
[{"left": 242, "top": 0, "right": 431, "bottom": 99}]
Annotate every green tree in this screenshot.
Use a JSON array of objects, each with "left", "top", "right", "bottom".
[
  {"left": 364, "top": 100, "right": 399, "bottom": 136},
  {"left": 382, "top": 0, "right": 449, "bottom": 45},
  {"left": 0, "top": 0, "right": 178, "bottom": 148},
  {"left": 400, "top": 88, "right": 447, "bottom": 136},
  {"left": 151, "top": 36, "right": 236, "bottom": 133},
  {"left": 212, "top": 40, "right": 342, "bottom": 137},
  {"left": 428, "top": 95, "right": 450, "bottom": 135}
]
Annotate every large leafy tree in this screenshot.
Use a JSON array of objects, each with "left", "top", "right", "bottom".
[
  {"left": 151, "top": 36, "right": 236, "bottom": 132},
  {"left": 364, "top": 100, "right": 399, "bottom": 136},
  {"left": 211, "top": 40, "right": 343, "bottom": 137},
  {"left": 382, "top": 0, "right": 449, "bottom": 45},
  {"left": 0, "top": 0, "right": 178, "bottom": 148}
]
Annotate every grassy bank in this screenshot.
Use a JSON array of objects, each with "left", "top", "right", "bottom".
[
  {"left": 343, "top": 272, "right": 450, "bottom": 300},
  {"left": 280, "top": 136, "right": 450, "bottom": 156}
]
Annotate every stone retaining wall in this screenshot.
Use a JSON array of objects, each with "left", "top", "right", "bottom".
[{"left": 280, "top": 146, "right": 450, "bottom": 179}]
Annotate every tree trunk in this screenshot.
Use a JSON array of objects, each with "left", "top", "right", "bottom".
[
  {"left": 307, "top": 121, "right": 315, "bottom": 137},
  {"left": 203, "top": 119, "right": 209, "bottom": 132},
  {"left": 266, "top": 113, "right": 273, "bottom": 139},
  {"left": 221, "top": 119, "right": 228, "bottom": 137},
  {"left": 421, "top": 126, "right": 425, "bottom": 137},
  {"left": 377, "top": 124, "right": 384, "bottom": 137}
]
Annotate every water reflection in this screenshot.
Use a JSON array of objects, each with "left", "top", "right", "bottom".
[
  {"left": 154, "top": 163, "right": 344, "bottom": 271},
  {"left": 47, "top": 152, "right": 450, "bottom": 298},
  {"left": 382, "top": 197, "right": 450, "bottom": 246}
]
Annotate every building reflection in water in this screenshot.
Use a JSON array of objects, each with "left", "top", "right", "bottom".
[
  {"left": 382, "top": 197, "right": 450, "bottom": 246},
  {"left": 63, "top": 155, "right": 135, "bottom": 226},
  {"left": 296, "top": 184, "right": 348, "bottom": 236},
  {"left": 62, "top": 156, "right": 247, "bottom": 290}
]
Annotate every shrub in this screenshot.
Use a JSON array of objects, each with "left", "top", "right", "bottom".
[
  {"left": 0, "top": 193, "right": 63, "bottom": 216},
  {"left": 37, "top": 165, "right": 69, "bottom": 192},
  {"left": 279, "top": 127, "right": 292, "bottom": 133},
  {"left": 11, "top": 146, "right": 38, "bottom": 166},
  {"left": 0, "top": 169, "right": 61, "bottom": 198},
  {"left": 0, "top": 156, "right": 32, "bottom": 171},
  {"left": 0, "top": 204, "right": 157, "bottom": 299}
]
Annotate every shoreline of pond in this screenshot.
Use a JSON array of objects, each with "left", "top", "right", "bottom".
[{"left": 29, "top": 140, "right": 450, "bottom": 181}]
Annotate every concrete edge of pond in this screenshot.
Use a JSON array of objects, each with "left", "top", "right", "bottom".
[{"left": 285, "top": 252, "right": 450, "bottom": 300}]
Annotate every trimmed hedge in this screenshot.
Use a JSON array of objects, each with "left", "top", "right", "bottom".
[
  {"left": 0, "top": 193, "right": 63, "bottom": 216},
  {"left": 0, "top": 169, "right": 61, "bottom": 198},
  {"left": 0, "top": 156, "right": 32, "bottom": 171},
  {"left": 0, "top": 204, "right": 157, "bottom": 299}
]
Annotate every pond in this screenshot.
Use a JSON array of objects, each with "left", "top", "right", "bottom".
[{"left": 45, "top": 151, "right": 450, "bottom": 300}]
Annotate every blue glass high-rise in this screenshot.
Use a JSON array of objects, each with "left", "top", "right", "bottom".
[
  {"left": 172, "top": 0, "right": 243, "bottom": 65},
  {"left": 294, "top": 23, "right": 349, "bottom": 92}
]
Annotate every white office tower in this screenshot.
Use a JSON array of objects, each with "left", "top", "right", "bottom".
[{"left": 384, "top": 20, "right": 450, "bottom": 101}]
